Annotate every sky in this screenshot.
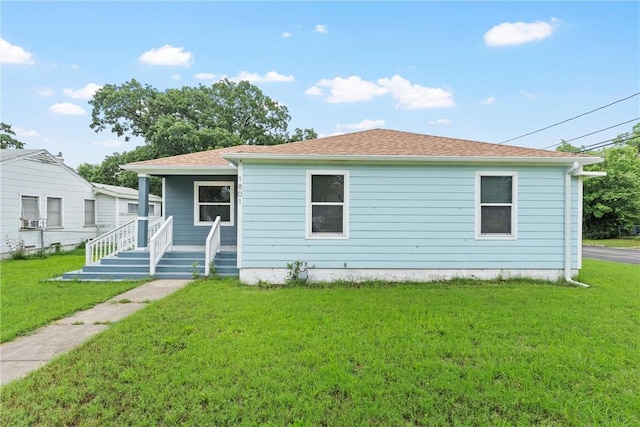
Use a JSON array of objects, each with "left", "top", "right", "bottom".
[{"left": 1, "top": 1, "right": 639, "bottom": 169}]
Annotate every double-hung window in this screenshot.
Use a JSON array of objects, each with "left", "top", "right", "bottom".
[
  {"left": 476, "top": 172, "right": 517, "bottom": 239},
  {"left": 20, "top": 195, "right": 39, "bottom": 228},
  {"left": 84, "top": 199, "right": 96, "bottom": 226},
  {"left": 46, "top": 197, "right": 63, "bottom": 227},
  {"left": 194, "top": 181, "right": 234, "bottom": 226},
  {"left": 306, "top": 171, "right": 349, "bottom": 239}
]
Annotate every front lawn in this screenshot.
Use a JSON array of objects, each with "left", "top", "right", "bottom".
[
  {"left": 0, "top": 249, "right": 145, "bottom": 343},
  {"left": 1, "top": 260, "right": 638, "bottom": 425}
]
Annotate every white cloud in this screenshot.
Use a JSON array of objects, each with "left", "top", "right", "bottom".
[
  {"left": 428, "top": 118, "right": 452, "bottom": 125},
  {"left": 318, "top": 131, "right": 345, "bottom": 138},
  {"left": 304, "top": 86, "right": 323, "bottom": 96},
  {"left": 49, "top": 103, "right": 86, "bottom": 115},
  {"left": 195, "top": 73, "right": 217, "bottom": 80},
  {"left": 377, "top": 75, "right": 455, "bottom": 109},
  {"left": 232, "top": 70, "right": 294, "bottom": 83},
  {"left": 338, "top": 119, "right": 385, "bottom": 131},
  {"left": 484, "top": 18, "right": 559, "bottom": 46},
  {"left": 70, "top": 64, "right": 79, "bottom": 70},
  {"left": 63, "top": 83, "right": 102, "bottom": 99},
  {"left": 315, "top": 24, "right": 328, "bottom": 33},
  {"left": 14, "top": 127, "right": 39, "bottom": 137},
  {"left": 96, "top": 139, "right": 125, "bottom": 148},
  {"left": 314, "top": 76, "right": 387, "bottom": 103},
  {"left": 0, "top": 38, "right": 35, "bottom": 64},
  {"left": 171, "top": 74, "right": 181, "bottom": 80},
  {"left": 480, "top": 96, "right": 496, "bottom": 105},
  {"left": 34, "top": 87, "right": 56, "bottom": 97},
  {"left": 282, "top": 32, "right": 292, "bottom": 38},
  {"left": 139, "top": 44, "right": 194, "bottom": 67}
]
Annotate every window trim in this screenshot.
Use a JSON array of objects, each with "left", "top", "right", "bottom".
[
  {"left": 194, "top": 181, "right": 235, "bottom": 226},
  {"left": 20, "top": 194, "right": 40, "bottom": 229},
  {"left": 45, "top": 195, "right": 63, "bottom": 228},
  {"left": 475, "top": 171, "right": 518, "bottom": 240},
  {"left": 305, "top": 170, "right": 349, "bottom": 240},
  {"left": 84, "top": 198, "right": 96, "bottom": 227},
  {"left": 127, "top": 202, "right": 156, "bottom": 215}
]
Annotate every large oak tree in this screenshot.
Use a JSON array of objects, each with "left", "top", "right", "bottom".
[{"left": 79, "top": 79, "right": 316, "bottom": 194}]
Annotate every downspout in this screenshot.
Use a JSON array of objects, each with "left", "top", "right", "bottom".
[{"left": 564, "top": 162, "right": 590, "bottom": 288}]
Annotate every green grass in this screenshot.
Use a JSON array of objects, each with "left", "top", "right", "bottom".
[
  {"left": 1, "top": 260, "right": 639, "bottom": 426},
  {"left": 583, "top": 236, "right": 640, "bottom": 248},
  {"left": 0, "top": 249, "right": 145, "bottom": 343}
]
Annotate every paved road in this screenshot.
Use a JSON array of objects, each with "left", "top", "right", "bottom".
[{"left": 583, "top": 245, "right": 640, "bottom": 265}]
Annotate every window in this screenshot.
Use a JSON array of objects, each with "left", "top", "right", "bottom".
[
  {"left": 128, "top": 203, "right": 155, "bottom": 215},
  {"left": 46, "top": 197, "right": 62, "bottom": 227},
  {"left": 476, "top": 172, "right": 517, "bottom": 239},
  {"left": 194, "top": 181, "right": 234, "bottom": 226},
  {"left": 306, "top": 171, "right": 349, "bottom": 239},
  {"left": 84, "top": 199, "right": 96, "bottom": 226},
  {"left": 20, "top": 196, "right": 39, "bottom": 228}
]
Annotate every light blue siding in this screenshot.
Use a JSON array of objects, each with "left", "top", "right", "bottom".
[
  {"left": 240, "top": 163, "right": 579, "bottom": 270},
  {"left": 165, "top": 175, "right": 237, "bottom": 246}
]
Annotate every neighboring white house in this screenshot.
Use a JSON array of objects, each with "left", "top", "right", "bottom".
[
  {"left": 0, "top": 149, "right": 162, "bottom": 258},
  {"left": 91, "top": 182, "right": 162, "bottom": 234}
]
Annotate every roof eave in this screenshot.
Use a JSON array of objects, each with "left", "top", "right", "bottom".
[
  {"left": 120, "top": 164, "right": 238, "bottom": 175},
  {"left": 221, "top": 153, "right": 604, "bottom": 165}
]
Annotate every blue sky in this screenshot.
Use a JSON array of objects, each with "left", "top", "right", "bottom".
[{"left": 2, "top": 1, "right": 639, "bottom": 168}]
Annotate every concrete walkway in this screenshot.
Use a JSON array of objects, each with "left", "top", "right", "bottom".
[{"left": 0, "top": 279, "right": 191, "bottom": 386}]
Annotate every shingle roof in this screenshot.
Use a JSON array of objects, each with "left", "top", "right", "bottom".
[
  {"left": 125, "top": 145, "right": 269, "bottom": 167},
  {"left": 124, "top": 129, "right": 596, "bottom": 168},
  {"left": 225, "top": 129, "right": 593, "bottom": 159}
]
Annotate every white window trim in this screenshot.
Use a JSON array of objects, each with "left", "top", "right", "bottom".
[
  {"left": 194, "top": 181, "right": 235, "bottom": 226},
  {"left": 84, "top": 198, "right": 97, "bottom": 227},
  {"left": 127, "top": 202, "right": 138, "bottom": 215},
  {"left": 20, "top": 194, "right": 41, "bottom": 228},
  {"left": 305, "top": 170, "right": 349, "bottom": 240},
  {"left": 45, "top": 195, "right": 63, "bottom": 228},
  {"left": 475, "top": 171, "right": 518, "bottom": 240}
]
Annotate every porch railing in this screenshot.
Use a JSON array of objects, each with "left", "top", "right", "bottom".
[
  {"left": 147, "top": 217, "right": 163, "bottom": 242},
  {"left": 150, "top": 216, "right": 173, "bottom": 276},
  {"left": 86, "top": 218, "right": 137, "bottom": 265},
  {"left": 205, "top": 216, "right": 221, "bottom": 276}
]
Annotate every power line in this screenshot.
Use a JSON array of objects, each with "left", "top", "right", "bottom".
[
  {"left": 500, "top": 92, "right": 640, "bottom": 145},
  {"left": 578, "top": 135, "right": 636, "bottom": 153},
  {"left": 541, "top": 118, "right": 640, "bottom": 149}
]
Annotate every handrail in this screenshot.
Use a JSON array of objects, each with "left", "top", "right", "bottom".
[
  {"left": 86, "top": 219, "right": 137, "bottom": 265},
  {"left": 147, "top": 217, "right": 163, "bottom": 243},
  {"left": 149, "top": 216, "right": 173, "bottom": 276},
  {"left": 205, "top": 216, "right": 221, "bottom": 276}
]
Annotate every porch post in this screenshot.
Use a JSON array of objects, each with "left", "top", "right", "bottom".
[{"left": 137, "top": 174, "right": 150, "bottom": 249}]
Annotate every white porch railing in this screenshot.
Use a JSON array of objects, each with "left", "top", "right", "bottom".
[
  {"left": 147, "top": 217, "right": 163, "bottom": 242},
  {"left": 205, "top": 216, "right": 221, "bottom": 276},
  {"left": 86, "top": 219, "right": 137, "bottom": 265},
  {"left": 149, "top": 216, "right": 173, "bottom": 276}
]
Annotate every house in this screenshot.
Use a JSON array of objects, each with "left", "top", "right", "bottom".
[
  {"left": 66, "top": 129, "right": 604, "bottom": 283},
  {"left": 91, "top": 182, "right": 162, "bottom": 234},
  {"left": 0, "top": 149, "right": 162, "bottom": 258}
]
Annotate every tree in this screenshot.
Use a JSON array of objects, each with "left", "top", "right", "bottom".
[
  {"left": 1, "top": 122, "right": 25, "bottom": 149},
  {"left": 558, "top": 124, "right": 640, "bottom": 238},
  {"left": 90, "top": 79, "right": 314, "bottom": 156},
  {"left": 77, "top": 146, "right": 162, "bottom": 195},
  {"left": 83, "top": 79, "right": 316, "bottom": 188}
]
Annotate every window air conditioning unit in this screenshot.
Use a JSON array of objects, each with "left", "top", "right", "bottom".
[{"left": 22, "top": 219, "right": 41, "bottom": 229}]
